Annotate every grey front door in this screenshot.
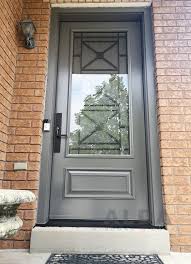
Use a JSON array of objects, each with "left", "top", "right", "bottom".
[{"left": 49, "top": 22, "right": 149, "bottom": 221}]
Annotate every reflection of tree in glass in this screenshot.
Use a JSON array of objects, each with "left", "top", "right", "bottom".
[{"left": 69, "top": 74, "right": 130, "bottom": 155}]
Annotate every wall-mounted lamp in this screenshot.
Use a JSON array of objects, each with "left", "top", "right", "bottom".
[{"left": 18, "top": 19, "right": 36, "bottom": 49}]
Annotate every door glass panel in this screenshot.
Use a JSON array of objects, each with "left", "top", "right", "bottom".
[{"left": 68, "top": 32, "right": 130, "bottom": 155}]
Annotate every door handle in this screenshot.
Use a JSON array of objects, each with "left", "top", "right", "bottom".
[
  {"left": 56, "top": 126, "right": 67, "bottom": 138},
  {"left": 54, "top": 113, "right": 67, "bottom": 153},
  {"left": 56, "top": 125, "right": 60, "bottom": 137}
]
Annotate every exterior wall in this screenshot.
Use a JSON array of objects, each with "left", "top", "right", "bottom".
[
  {"left": 0, "top": 0, "right": 191, "bottom": 253},
  {"left": 0, "top": 1, "right": 23, "bottom": 195},
  {"left": 1, "top": 0, "right": 51, "bottom": 249},
  {"left": 153, "top": 0, "right": 191, "bottom": 252}
]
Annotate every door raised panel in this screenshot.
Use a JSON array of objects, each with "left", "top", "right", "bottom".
[{"left": 65, "top": 170, "right": 134, "bottom": 199}]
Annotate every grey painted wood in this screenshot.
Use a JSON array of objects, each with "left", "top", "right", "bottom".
[
  {"left": 49, "top": 22, "right": 149, "bottom": 220},
  {"left": 142, "top": 8, "right": 164, "bottom": 226},
  {"left": 37, "top": 14, "right": 60, "bottom": 224},
  {"left": 64, "top": 170, "right": 134, "bottom": 198},
  {"left": 37, "top": 8, "right": 164, "bottom": 227}
]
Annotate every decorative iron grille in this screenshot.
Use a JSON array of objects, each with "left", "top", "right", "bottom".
[{"left": 73, "top": 32, "right": 128, "bottom": 74}]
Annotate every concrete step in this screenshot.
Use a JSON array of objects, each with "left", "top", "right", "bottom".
[{"left": 30, "top": 227, "right": 170, "bottom": 254}]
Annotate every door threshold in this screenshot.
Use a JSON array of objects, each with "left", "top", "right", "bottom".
[
  {"left": 30, "top": 227, "right": 170, "bottom": 254},
  {"left": 37, "top": 220, "right": 164, "bottom": 229}
]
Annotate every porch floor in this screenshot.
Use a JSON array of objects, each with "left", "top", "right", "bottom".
[{"left": 0, "top": 252, "right": 190, "bottom": 264}]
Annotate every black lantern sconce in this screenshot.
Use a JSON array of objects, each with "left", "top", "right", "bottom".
[{"left": 18, "top": 19, "right": 36, "bottom": 49}]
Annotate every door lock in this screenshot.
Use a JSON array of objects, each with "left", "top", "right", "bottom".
[
  {"left": 56, "top": 125, "right": 67, "bottom": 138},
  {"left": 54, "top": 113, "right": 68, "bottom": 152},
  {"left": 56, "top": 125, "right": 61, "bottom": 138},
  {"left": 54, "top": 113, "right": 62, "bottom": 153}
]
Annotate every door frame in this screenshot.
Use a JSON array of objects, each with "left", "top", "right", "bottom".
[{"left": 37, "top": 7, "right": 164, "bottom": 227}]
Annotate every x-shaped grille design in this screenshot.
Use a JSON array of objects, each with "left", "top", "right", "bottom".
[
  {"left": 82, "top": 41, "right": 118, "bottom": 71},
  {"left": 79, "top": 103, "right": 120, "bottom": 145}
]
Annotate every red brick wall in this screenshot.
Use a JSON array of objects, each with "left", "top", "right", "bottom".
[
  {"left": 1, "top": 0, "right": 191, "bottom": 252},
  {"left": 1, "top": 0, "right": 51, "bottom": 249},
  {"left": 0, "top": 0, "right": 23, "bottom": 189},
  {"left": 153, "top": 0, "right": 191, "bottom": 252}
]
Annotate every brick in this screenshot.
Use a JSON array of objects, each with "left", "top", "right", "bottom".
[
  {"left": 4, "top": 171, "right": 27, "bottom": 181},
  {"left": 13, "top": 241, "right": 30, "bottom": 249},
  {"left": 171, "top": 246, "right": 181, "bottom": 252},
  {"left": 153, "top": 7, "right": 176, "bottom": 14},
  {"left": 159, "top": 115, "right": 183, "bottom": 127},
  {"left": 167, "top": 226, "right": 179, "bottom": 236},
  {"left": 13, "top": 96, "right": 43, "bottom": 104},
  {"left": 15, "top": 128, "right": 41, "bottom": 136},
  {"left": 14, "top": 89, "right": 35, "bottom": 96},
  {"left": 178, "top": 226, "right": 191, "bottom": 235},
  {"left": 8, "top": 135, "right": 30, "bottom": 144},
  {"left": 161, "top": 158, "right": 189, "bottom": 167},
  {"left": 165, "top": 195, "right": 191, "bottom": 205},
  {"left": 0, "top": 241, "right": 13, "bottom": 249},
  {"left": 160, "top": 123, "right": 185, "bottom": 132},
  {"left": 156, "top": 54, "right": 189, "bottom": 61},
  {"left": 158, "top": 107, "right": 184, "bottom": 115},
  {"left": 21, "top": 219, "right": 36, "bottom": 231},
  {"left": 15, "top": 145, "right": 40, "bottom": 153},
  {"left": 11, "top": 104, "right": 32, "bottom": 112},
  {"left": 171, "top": 235, "right": 191, "bottom": 246},
  {"left": 6, "top": 153, "right": 28, "bottom": 162},
  {"left": 173, "top": 167, "right": 191, "bottom": 176},
  {"left": 171, "top": 149, "right": 191, "bottom": 158},
  {"left": 164, "top": 205, "right": 176, "bottom": 215},
  {"left": 29, "top": 153, "right": 41, "bottom": 161},
  {"left": 176, "top": 205, "right": 191, "bottom": 215},
  {"left": 2, "top": 181, "right": 11, "bottom": 189},
  {"left": 27, "top": 161, "right": 40, "bottom": 171},
  {"left": 19, "top": 201, "right": 37, "bottom": 210},
  {"left": 24, "top": 210, "right": 36, "bottom": 220},
  {"left": 163, "top": 40, "right": 188, "bottom": 47},
  {"left": 163, "top": 185, "right": 175, "bottom": 195},
  {"left": 155, "top": 33, "right": 178, "bottom": 41},
  {"left": 11, "top": 180, "right": 38, "bottom": 190},
  {"left": 30, "top": 136, "right": 41, "bottom": 144},
  {"left": 17, "top": 112, "right": 43, "bottom": 119},
  {"left": 180, "top": 246, "right": 191, "bottom": 252},
  {"left": 11, "top": 230, "right": 31, "bottom": 241},
  {"left": 27, "top": 171, "right": 39, "bottom": 180},
  {"left": 9, "top": 120, "right": 31, "bottom": 128},
  {"left": 174, "top": 186, "right": 191, "bottom": 194}
]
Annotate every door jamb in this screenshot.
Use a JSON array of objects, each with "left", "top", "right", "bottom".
[{"left": 37, "top": 7, "right": 164, "bottom": 227}]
